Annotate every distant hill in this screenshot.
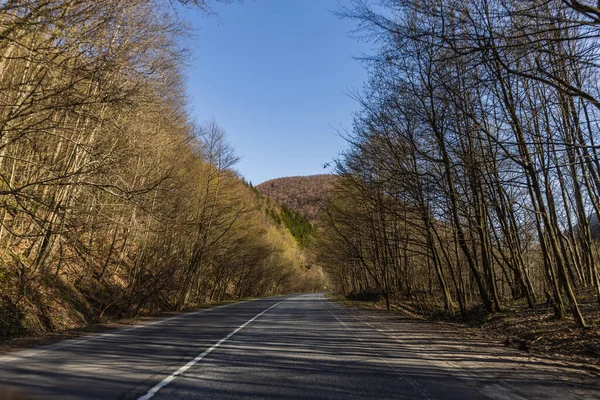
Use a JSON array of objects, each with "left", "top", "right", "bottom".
[{"left": 256, "top": 175, "right": 337, "bottom": 224}]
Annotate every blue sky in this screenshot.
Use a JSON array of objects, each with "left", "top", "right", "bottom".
[{"left": 181, "top": 0, "right": 369, "bottom": 185}]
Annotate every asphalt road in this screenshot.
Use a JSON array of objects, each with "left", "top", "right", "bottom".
[{"left": 0, "top": 293, "right": 598, "bottom": 399}]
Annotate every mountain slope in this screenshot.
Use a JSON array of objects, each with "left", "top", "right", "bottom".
[{"left": 256, "top": 175, "right": 337, "bottom": 224}]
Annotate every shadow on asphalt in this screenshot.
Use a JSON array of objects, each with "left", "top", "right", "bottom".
[
  {"left": 153, "top": 295, "right": 599, "bottom": 400},
  {"left": 0, "top": 295, "right": 598, "bottom": 400}
]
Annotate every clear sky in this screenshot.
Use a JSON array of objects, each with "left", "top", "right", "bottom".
[{"left": 181, "top": 0, "right": 369, "bottom": 185}]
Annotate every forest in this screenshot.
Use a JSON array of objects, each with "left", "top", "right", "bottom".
[
  {"left": 0, "top": 0, "right": 324, "bottom": 337},
  {"left": 5, "top": 0, "right": 600, "bottom": 349},
  {"left": 257, "top": 175, "right": 337, "bottom": 224},
  {"left": 317, "top": 0, "right": 600, "bottom": 332},
  {"left": 1, "top": 2, "right": 600, "bottom": 398}
]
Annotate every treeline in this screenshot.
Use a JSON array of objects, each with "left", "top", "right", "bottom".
[
  {"left": 319, "top": 0, "right": 600, "bottom": 328},
  {"left": 266, "top": 204, "right": 313, "bottom": 248},
  {"left": 0, "top": 0, "right": 322, "bottom": 337}
]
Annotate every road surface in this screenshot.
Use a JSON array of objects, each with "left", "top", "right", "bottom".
[{"left": 0, "top": 293, "right": 598, "bottom": 399}]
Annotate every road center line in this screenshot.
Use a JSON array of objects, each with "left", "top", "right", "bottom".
[{"left": 137, "top": 300, "right": 284, "bottom": 400}]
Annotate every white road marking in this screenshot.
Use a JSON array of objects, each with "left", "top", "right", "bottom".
[
  {"left": 0, "top": 299, "right": 259, "bottom": 365},
  {"left": 318, "top": 296, "right": 434, "bottom": 400},
  {"left": 327, "top": 300, "right": 529, "bottom": 400},
  {"left": 137, "top": 300, "right": 284, "bottom": 400}
]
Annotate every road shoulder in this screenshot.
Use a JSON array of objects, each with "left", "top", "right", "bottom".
[{"left": 0, "top": 298, "right": 257, "bottom": 355}]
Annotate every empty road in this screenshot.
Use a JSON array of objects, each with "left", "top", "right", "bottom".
[{"left": 0, "top": 293, "right": 598, "bottom": 399}]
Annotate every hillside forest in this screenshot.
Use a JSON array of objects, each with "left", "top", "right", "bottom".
[
  {"left": 317, "top": 0, "right": 600, "bottom": 335},
  {"left": 0, "top": 0, "right": 324, "bottom": 338},
  {"left": 6, "top": 0, "right": 600, "bottom": 351},
  {"left": 257, "top": 175, "right": 336, "bottom": 224}
]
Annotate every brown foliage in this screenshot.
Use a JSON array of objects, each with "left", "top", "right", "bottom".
[
  {"left": 0, "top": 0, "right": 324, "bottom": 338},
  {"left": 319, "top": 0, "right": 600, "bottom": 331},
  {"left": 256, "top": 175, "right": 337, "bottom": 224}
]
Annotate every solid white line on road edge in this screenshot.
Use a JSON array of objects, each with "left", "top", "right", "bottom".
[
  {"left": 318, "top": 296, "right": 434, "bottom": 400},
  {"left": 137, "top": 300, "right": 284, "bottom": 400},
  {"left": 327, "top": 300, "right": 529, "bottom": 400},
  {"left": 0, "top": 299, "right": 261, "bottom": 366}
]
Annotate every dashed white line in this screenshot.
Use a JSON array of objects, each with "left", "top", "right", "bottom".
[{"left": 137, "top": 300, "right": 284, "bottom": 400}]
